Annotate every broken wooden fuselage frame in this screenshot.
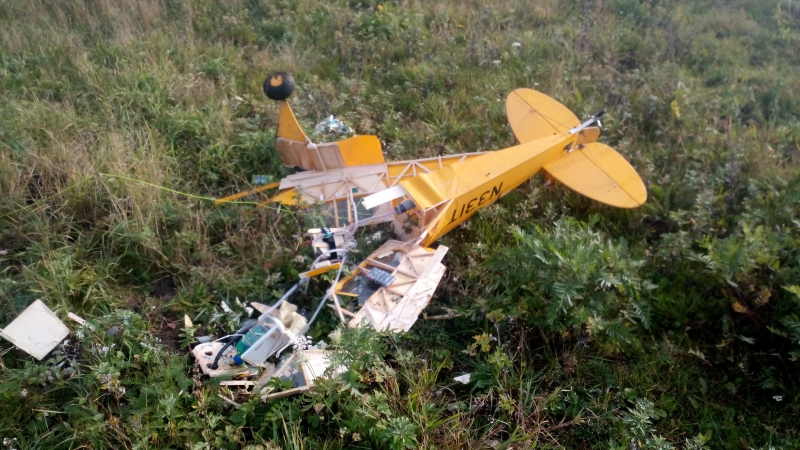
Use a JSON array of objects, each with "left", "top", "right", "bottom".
[{"left": 317, "top": 234, "right": 449, "bottom": 333}]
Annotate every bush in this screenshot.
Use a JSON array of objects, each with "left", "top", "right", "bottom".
[{"left": 486, "top": 215, "right": 654, "bottom": 345}]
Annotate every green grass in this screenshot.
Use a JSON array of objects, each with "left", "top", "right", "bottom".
[{"left": 2, "top": 0, "right": 800, "bottom": 448}]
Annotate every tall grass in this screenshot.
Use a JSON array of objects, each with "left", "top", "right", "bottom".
[{"left": 1, "top": 0, "right": 799, "bottom": 448}]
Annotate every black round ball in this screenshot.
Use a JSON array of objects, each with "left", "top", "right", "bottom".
[{"left": 263, "top": 72, "right": 295, "bottom": 101}]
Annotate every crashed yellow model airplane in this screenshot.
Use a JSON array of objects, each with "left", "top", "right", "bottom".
[
  {"left": 220, "top": 72, "right": 646, "bottom": 333},
  {"left": 221, "top": 73, "right": 646, "bottom": 245},
  {"left": 197, "top": 73, "right": 646, "bottom": 380}
]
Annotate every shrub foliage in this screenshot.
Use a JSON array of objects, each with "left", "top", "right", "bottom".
[{"left": 1, "top": 0, "right": 799, "bottom": 448}]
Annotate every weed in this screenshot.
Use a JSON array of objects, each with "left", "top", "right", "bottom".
[{"left": 1, "top": 0, "right": 800, "bottom": 448}]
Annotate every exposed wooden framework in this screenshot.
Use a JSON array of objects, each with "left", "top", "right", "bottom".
[{"left": 331, "top": 239, "right": 448, "bottom": 332}]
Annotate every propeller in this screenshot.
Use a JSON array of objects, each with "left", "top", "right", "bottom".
[{"left": 570, "top": 109, "right": 606, "bottom": 134}]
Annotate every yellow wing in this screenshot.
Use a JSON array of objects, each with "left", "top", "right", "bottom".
[{"left": 506, "top": 89, "right": 580, "bottom": 143}]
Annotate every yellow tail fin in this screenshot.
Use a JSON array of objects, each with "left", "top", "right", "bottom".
[{"left": 278, "top": 101, "right": 307, "bottom": 142}]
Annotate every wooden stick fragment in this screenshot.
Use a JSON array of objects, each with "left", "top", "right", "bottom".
[
  {"left": 67, "top": 312, "right": 88, "bottom": 326},
  {"left": 330, "top": 293, "right": 346, "bottom": 322},
  {"left": 217, "top": 393, "right": 241, "bottom": 408},
  {"left": 424, "top": 312, "right": 462, "bottom": 320},
  {"left": 261, "top": 385, "right": 312, "bottom": 401},
  {"left": 327, "top": 303, "right": 356, "bottom": 318}
]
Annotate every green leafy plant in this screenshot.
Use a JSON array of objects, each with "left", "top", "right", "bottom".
[
  {"left": 2, "top": 0, "right": 800, "bottom": 447},
  {"left": 487, "top": 215, "right": 654, "bottom": 345}
]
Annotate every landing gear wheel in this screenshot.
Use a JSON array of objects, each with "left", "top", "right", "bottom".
[{"left": 263, "top": 71, "right": 295, "bottom": 101}]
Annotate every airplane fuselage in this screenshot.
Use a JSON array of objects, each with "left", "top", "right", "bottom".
[{"left": 402, "top": 133, "right": 578, "bottom": 246}]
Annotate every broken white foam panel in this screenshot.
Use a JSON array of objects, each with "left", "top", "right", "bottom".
[{"left": 0, "top": 300, "right": 69, "bottom": 360}]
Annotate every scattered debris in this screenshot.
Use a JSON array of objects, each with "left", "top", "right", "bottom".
[
  {"left": 67, "top": 312, "right": 89, "bottom": 327},
  {"left": 191, "top": 284, "right": 306, "bottom": 378},
  {"left": 252, "top": 175, "right": 271, "bottom": 185},
  {"left": 424, "top": 310, "right": 463, "bottom": 320},
  {"left": 313, "top": 115, "right": 352, "bottom": 137},
  {"left": 219, "top": 380, "right": 255, "bottom": 388},
  {"left": 260, "top": 348, "right": 345, "bottom": 401},
  {"left": 307, "top": 227, "right": 352, "bottom": 259},
  {"left": 453, "top": 373, "right": 472, "bottom": 384},
  {"left": 250, "top": 302, "right": 271, "bottom": 314},
  {"left": 237, "top": 301, "right": 307, "bottom": 366},
  {"left": 0, "top": 300, "right": 69, "bottom": 360},
  {"left": 300, "top": 261, "right": 342, "bottom": 280},
  {"left": 217, "top": 393, "right": 242, "bottom": 408},
  {"left": 193, "top": 340, "right": 253, "bottom": 378}
]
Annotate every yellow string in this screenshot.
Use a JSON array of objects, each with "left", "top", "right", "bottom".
[
  {"left": 0, "top": 173, "right": 290, "bottom": 221},
  {"left": 100, "top": 173, "right": 221, "bottom": 202}
]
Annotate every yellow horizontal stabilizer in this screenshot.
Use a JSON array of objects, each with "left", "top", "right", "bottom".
[
  {"left": 543, "top": 142, "right": 646, "bottom": 208},
  {"left": 338, "top": 135, "right": 385, "bottom": 166},
  {"left": 506, "top": 89, "right": 580, "bottom": 143}
]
